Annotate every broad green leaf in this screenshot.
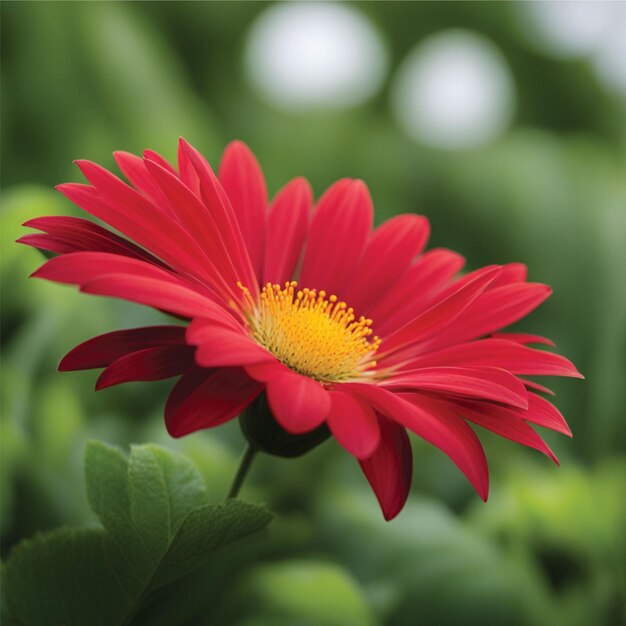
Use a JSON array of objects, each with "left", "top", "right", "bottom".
[
  {"left": 85, "top": 441, "right": 154, "bottom": 597},
  {"left": 85, "top": 440, "right": 134, "bottom": 533},
  {"left": 128, "top": 444, "right": 206, "bottom": 554},
  {"left": 4, "top": 441, "right": 273, "bottom": 626},
  {"left": 2, "top": 528, "right": 128, "bottom": 626},
  {"left": 155, "top": 500, "right": 271, "bottom": 588}
]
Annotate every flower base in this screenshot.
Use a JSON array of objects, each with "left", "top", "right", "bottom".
[{"left": 240, "top": 393, "right": 330, "bottom": 458}]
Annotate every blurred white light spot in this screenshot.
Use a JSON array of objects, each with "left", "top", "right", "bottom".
[
  {"left": 391, "top": 31, "right": 515, "bottom": 150},
  {"left": 592, "top": 6, "right": 626, "bottom": 97},
  {"left": 244, "top": 2, "right": 388, "bottom": 110},
  {"left": 523, "top": 1, "right": 617, "bottom": 59}
]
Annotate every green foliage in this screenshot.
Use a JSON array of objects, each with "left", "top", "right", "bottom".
[
  {"left": 0, "top": 415, "right": 27, "bottom": 533},
  {"left": 1, "top": 186, "right": 73, "bottom": 324},
  {"left": 467, "top": 460, "right": 626, "bottom": 626},
  {"left": 234, "top": 561, "right": 377, "bottom": 626},
  {"left": 316, "top": 487, "right": 547, "bottom": 626},
  {"left": 3, "top": 441, "right": 273, "bottom": 626},
  {"left": 3, "top": 528, "right": 126, "bottom": 626}
]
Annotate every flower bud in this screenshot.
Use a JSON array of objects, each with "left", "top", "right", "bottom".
[{"left": 239, "top": 393, "right": 330, "bottom": 458}]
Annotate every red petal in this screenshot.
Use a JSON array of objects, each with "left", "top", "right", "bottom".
[
  {"left": 428, "top": 282, "right": 552, "bottom": 350},
  {"left": 143, "top": 149, "right": 178, "bottom": 176},
  {"left": 381, "top": 366, "right": 529, "bottom": 409},
  {"left": 490, "top": 262, "right": 528, "bottom": 287},
  {"left": 31, "top": 251, "right": 177, "bottom": 286},
  {"left": 186, "top": 316, "right": 248, "bottom": 340},
  {"left": 80, "top": 274, "right": 232, "bottom": 321},
  {"left": 435, "top": 263, "right": 524, "bottom": 302},
  {"left": 57, "top": 180, "right": 212, "bottom": 285},
  {"left": 263, "top": 177, "right": 311, "bottom": 285},
  {"left": 165, "top": 367, "right": 262, "bottom": 437},
  {"left": 177, "top": 138, "right": 258, "bottom": 294},
  {"left": 72, "top": 161, "right": 213, "bottom": 276},
  {"left": 96, "top": 345, "right": 194, "bottom": 390},
  {"left": 20, "top": 216, "right": 165, "bottom": 265},
  {"left": 524, "top": 393, "right": 572, "bottom": 436},
  {"left": 399, "top": 393, "right": 490, "bottom": 501},
  {"left": 490, "top": 332, "right": 555, "bottom": 346},
  {"left": 348, "top": 383, "right": 488, "bottom": 502},
  {"left": 342, "top": 214, "right": 430, "bottom": 313},
  {"left": 59, "top": 326, "right": 186, "bottom": 371},
  {"left": 520, "top": 378, "right": 556, "bottom": 396},
  {"left": 380, "top": 266, "right": 502, "bottom": 359},
  {"left": 177, "top": 140, "right": 201, "bottom": 195},
  {"left": 144, "top": 157, "right": 243, "bottom": 299},
  {"left": 359, "top": 416, "right": 412, "bottom": 521},
  {"left": 408, "top": 339, "right": 582, "bottom": 378},
  {"left": 327, "top": 390, "right": 380, "bottom": 460},
  {"left": 219, "top": 141, "right": 268, "bottom": 280},
  {"left": 299, "top": 179, "right": 373, "bottom": 296},
  {"left": 114, "top": 151, "right": 174, "bottom": 212},
  {"left": 244, "top": 359, "right": 289, "bottom": 383},
  {"left": 447, "top": 397, "right": 559, "bottom": 463},
  {"left": 17, "top": 233, "right": 84, "bottom": 256},
  {"left": 266, "top": 370, "right": 331, "bottom": 434},
  {"left": 193, "top": 329, "right": 275, "bottom": 368},
  {"left": 366, "top": 248, "right": 465, "bottom": 334}
]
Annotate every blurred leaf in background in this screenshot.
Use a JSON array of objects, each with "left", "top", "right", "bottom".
[{"left": 1, "top": 1, "right": 624, "bottom": 625}]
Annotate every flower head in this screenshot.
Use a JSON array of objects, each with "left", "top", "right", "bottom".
[{"left": 20, "top": 138, "right": 582, "bottom": 520}]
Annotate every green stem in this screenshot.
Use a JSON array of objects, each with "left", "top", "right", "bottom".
[{"left": 226, "top": 443, "right": 257, "bottom": 499}]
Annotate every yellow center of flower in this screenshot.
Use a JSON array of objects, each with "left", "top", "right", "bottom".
[{"left": 238, "top": 281, "right": 380, "bottom": 383}]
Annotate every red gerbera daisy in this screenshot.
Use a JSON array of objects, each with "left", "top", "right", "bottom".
[{"left": 19, "top": 138, "right": 582, "bottom": 520}]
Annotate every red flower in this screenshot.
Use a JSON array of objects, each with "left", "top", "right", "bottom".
[{"left": 20, "top": 139, "right": 582, "bottom": 520}]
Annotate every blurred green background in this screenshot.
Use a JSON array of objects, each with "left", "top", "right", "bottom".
[{"left": 1, "top": 2, "right": 625, "bottom": 625}]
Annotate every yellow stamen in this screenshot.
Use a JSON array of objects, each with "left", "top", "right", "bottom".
[{"left": 240, "top": 281, "right": 380, "bottom": 383}]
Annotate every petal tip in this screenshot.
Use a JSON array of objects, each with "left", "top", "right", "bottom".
[
  {"left": 478, "top": 480, "right": 489, "bottom": 502},
  {"left": 165, "top": 422, "right": 185, "bottom": 439},
  {"left": 224, "top": 139, "right": 249, "bottom": 153},
  {"left": 94, "top": 375, "right": 110, "bottom": 391},
  {"left": 178, "top": 136, "right": 192, "bottom": 152},
  {"left": 112, "top": 150, "right": 134, "bottom": 163},
  {"left": 383, "top": 508, "right": 401, "bottom": 522}
]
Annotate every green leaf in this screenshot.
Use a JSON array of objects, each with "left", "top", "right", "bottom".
[
  {"left": 4, "top": 441, "right": 273, "bottom": 626},
  {"left": 155, "top": 499, "right": 271, "bottom": 588},
  {"left": 85, "top": 440, "right": 132, "bottom": 531},
  {"left": 2, "top": 528, "right": 128, "bottom": 626},
  {"left": 127, "top": 444, "right": 206, "bottom": 553}
]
